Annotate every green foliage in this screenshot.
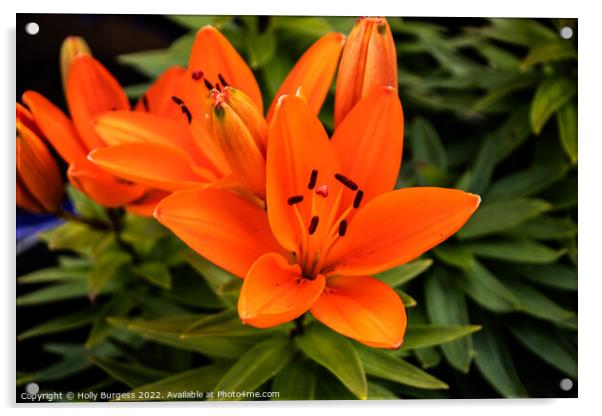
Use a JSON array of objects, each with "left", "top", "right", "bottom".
[{"left": 17, "top": 16, "right": 577, "bottom": 400}]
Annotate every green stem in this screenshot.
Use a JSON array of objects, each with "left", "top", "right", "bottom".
[
  {"left": 107, "top": 208, "right": 140, "bottom": 264},
  {"left": 56, "top": 208, "right": 110, "bottom": 230}
]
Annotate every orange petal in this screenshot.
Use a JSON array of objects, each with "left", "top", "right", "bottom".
[
  {"left": 134, "top": 66, "right": 187, "bottom": 120},
  {"left": 267, "top": 95, "right": 340, "bottom": 252},
  {"left": 334, "top": 17, "right": 397, "bottom": 127},
  {"left": 88, "top": 142, "right": 214, "bottom": 191},
  {"left": 16, "top": 103, "right": 43, "bottom": 139},
  {"left": 186, "top": 26, "right": 262, "bottom": 113},
  {"left": 60, "top": 36, "right": 91, "bottom": 95},
  {"left": 154, "top": 188, "right": 282, "bottom": 278},
  {"left": 93, "top": 110, "right": 216, "bottom": 171},
  {"left": 126, "top": 190, "right": 169, "bottom": 217},
  {"left": 310, "top": 275, "right": 406, "bottom": 349},
  {"left": 266, "top": 32, "right": 345, "bottom": 121},
  {"left": 67, "top": 158, "right": 146, "bottom": 207},
  {"left": 17, "top": 180, "right": 45, "bottom": 214},
  {"left": 331, "top": 86, "right": 403, "bottom": 208},
  {"left": 22, "top": 91, "right": 87, "bottom": 164},
  {"left": 325, "top": 187, "right": 481, "bottom": 276},
  {"left": 66, "top": 54, "right": 130, "bottom": 151},
  {"left": 238, "top": 253, "right": 325, "bottom": 328}
]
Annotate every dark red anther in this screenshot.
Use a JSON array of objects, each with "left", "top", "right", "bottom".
[
  {"left": 308, "top": 169, "right": 318, "bottom": 190},
  {"left": 218, "top": 73, "right": 229, "bottom": 87},
  {"left": 308, "top": 216, "right": 320, "bottom": 235},
  {"left": 171, "top": 96, "right": 184, "bottom": 105},
  {"left": 287, "top": 195, "right": 304, "bottom": 205},
  {"left": 334, "top": 173, "right": 358, "bottom": 191},
  {"left": 203, "top": 79, "right": 214, "bottom": 90},
  {"left": 353, "top": 190, "right": 364, "bottom": 208},
  {"left": 180, "top": 106, "right": 192, "bottom": 124},
  {"left": 338, "top": 220, "right": 348, "bottom": 237}
]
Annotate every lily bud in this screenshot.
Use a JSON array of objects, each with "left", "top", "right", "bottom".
[
  {"left": 16, "top": 104, "right": 64, "bottom": 214},
  {"left": 334, "top": 17, "right": 397, "bottom": 127},
  {"left": 60, "top": 36, "right": 91, "bottom": 95},
  {"left": 206, "top": 87, "right": 268, "bottom": 199}
]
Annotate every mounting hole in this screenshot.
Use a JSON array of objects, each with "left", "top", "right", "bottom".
[
  {"left": 560, "top": 26, "right": 573, "bottom": 40},
  {"left": 559, "top": 378, "right": 573, "bottom": 391},
  {"left": 25, "top": 22, "right": 39, "bottom": 35}
]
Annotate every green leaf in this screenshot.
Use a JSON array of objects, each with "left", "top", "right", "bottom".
[
  {"left": 473, "top": 318, "right": 528, "bottom": 398},
  {"left": 88, "top": 250, "right": 131, "bottom": 300},
  {"left": 425, "top": 271, "right": 474, "bottom": 373},
  {"left": 164, "top": 265, "right": 225, "bottom": 309},
  {"left": 506, "top": 215, "right": 576, "bottom": 240},
  {"left": 85, "top": 296, "right": 133, "bottom": 348},
  {"left": 512, "top": 263, "right": 577, "bottom": 291},
  {"left": 167, "top": 15, "right": 216, "bottom": 29},
  {"left": 414, "top": 347, "right": 442, "bottom": 369},
  {"left": 557, "top": 102, "right": 578, "bottom": 164},
  {"left": 530, "top": 77, "right": 576, "bottom": 135},
  {"left": 132, "top": 262, "right": 172, "bottom": 289},
  {"left": 477, "top": 18, "right": 557, "bottom": 47},
  {"left": 460, "top": 259, "right": 520, "bottom": 312},
  {"left": 272, "top": 358, "right": 318, "bottom": 400},
  {"left": 88, "top": 355, "right": 168, "bottom": 388},
  {"left": 18, "top": 309, "right": 95, "bottom": 341},
  {"left": 412, "top": 118, "right": 447, "bottom": 169},
  {"left": 181, "top": 309, "right": 277, "bottom": 338},
  {"left": 17, "top": 281, "right": 95, "bottom": 306},
  {"left": 246, "top": 31, "right": 277, "bottom": 69},
  {"left": 466, "top": 136, "right": 497, "bottom": 195},
  {"left": 433, "top": 244, "right": 476, "bottom": 270},
  {"left": 214, "top": 336, "right": 295, "bottom": 400},
  {"left": 470, "top": 76, "right": 536, "bottom": 113},
  {"left": 486, "top": 163, "right": 570, "bottom": 202},
  {"left": 18, "top": 266, "right": 87, "bottom": 285},
  {"left": 457, "top": 199, "right": 552, "bottom": 239},
  {"left": 39, "top": 221, "right": 107, "bottom": 254},
  {"left": 396, "top": 290, "right": 417, "bottom": 308},
  {"left": 367, "top": 381, "right": 398, "bottom": 399},
  {"left": 507, "top": 320, "right": 577, "bottom": 378},
  {"left": 357, "top": 346, "right": 448, "bottom": 390},
  {"left": 66, "top": 185, "right": 108, "bottom": 221},
  {"left": 504, "top": 279, "right": 576, "bottom": 324},
  {"left": 295, "top": 323, "right": 367, "bottom": 399},
  {"left": 121, "top": 363, "right": 230, "bottom": 401},
  {"left": 465, "top": 238, "right": 566, "bottom": 264},
  {"left": 521, "top": 41, "right": 577, "bottom": 69},
  {"left": 375, "top": 259, "right": 433, "bottom": 287},
  {"left": 185, "top": 252, "right": 236, "bottom": 296},
  {"left": 401, "top": 325, "right": 481, "bottom": 350}
]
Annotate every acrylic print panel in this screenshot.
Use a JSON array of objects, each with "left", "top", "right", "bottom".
[{"left": 16, "top": 13, "right": 577, "bottom": 402}]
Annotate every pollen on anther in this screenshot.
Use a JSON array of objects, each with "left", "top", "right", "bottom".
[
  {"left": 334, "top": 173, "right": 358, "bottom": 191},
  {"left": 338, "top": 220, "right": 348, "bottom": 237},
  {"left": 353, "top": 190, "right": 364, "bottom": 208},
  {"left": 308, "top": 169, "right": 318, "bottom": 190},
  {"left": 316, "top": 184, "right": 329, "bottom": 197},
  {"left": 191, "top": 70, "right": 203, "bottom": 81},
  {"left": 287, "top": 195, "right": 304, "bottom": 205},
  {"left": 308, "top": 216, "right": 320, "bottom": 235}
]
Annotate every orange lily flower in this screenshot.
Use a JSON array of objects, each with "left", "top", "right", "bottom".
[
  {"left": 154, "top": 87, "right": 480, "bottom": 348},
  {"left": 334, "top": 17, "right": 397, "bottom": 127},
  {"left": 16, "top": 104, "right": 64, "bottom": 214},
  {"left": 88, "top": 26, "right": 345, "bottom": 201}
]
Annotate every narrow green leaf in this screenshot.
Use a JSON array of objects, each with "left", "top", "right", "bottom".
[
  {"left": 165, "top": 265, "right": 225, "bottom": 309},
  {"left": 504, "top": 279, "right": 576, "bottom": 324},
  {"left": 412, "top": 118, "right": 448, "bottom": 169},
  {"left": 296, "top": 323, "right": 367, "bottom": 399},
  {"left": 375, "top": 259, "right": 433, "bottom": 287},
  {"left": 486, "top": 163, "right": 569, "bottom": 202},
  {"left": 272, "top": 358, "right": 318, "bottom": 400},
  {"left": 473, "top": 317, "right": 528, "bottom": 398},
  {"left": 357, "top": 346, "right": 448, "bottom": 390},
  {"left": 66, "top": 185, "right": 108, "bottom": 221},
  {"left": 246, "top": 31, "right": 277, "bottom": 69},
  {"left": 470, "top": 76, "right": 536, "bottom": 113},
  {"left": 402, "top": 325, "right": 481, "bottom": 350},
  {"left": 18, "top": 309, "right": 95, "bottom": 341},
  {"left": 477, "top": 18, "right": 557, "bottom": 47},
  {"left": 530, "top": 77, "right": 576, "bottom": 135},
  {"left": 414, "top": 347, "right": 442, "bottom": 369},
  {"left": 433, "top": 244, "right": 476, "bottom": 270},
  {"left": 18, "top": 266, "right": 88, "bottom": 285},
  {"left": 181, "top": 309, "right": 277, "bottom": 338},
  {"left": 132, "top": 262, "right": 172, "bottom": 289},
  {"left": 425, "top": 271, "right": 474, "bottom": 372},
  {"left": 17, "top": 281, "right": 96, "bottom": 306},
  {"left": 367, "top": 381, "right": 398, "bottom": 399},
  {"left": 557, "top": 102, "right": 578, "bottom": 164},
  {"left": 467, "top": 136, "right": 497, "bottom": 195},
  {"left": 506, "top": 215, "right": 576, "bottom": 240},
  {"left": 465, "top": 238, "right": 566, "bottom": 263},
  {"left": 396, "top": 290, "right": 417, "bottom": 308},
  {"left": 457, "top": 199, "right": 551, "bottom": 239},
  {"left": 513, "top": 263, "right": 577, "bottom": 291},
  {"left": 521, "top": 41, "right": 577, "bottom": 69},
  {"left": 88, "top": 355, "right": 168, "bottom": 388},
  {"left": 214, "top": 336, "right": 295, "bottom": 400},
  {"left": 89, "top": 250, "right": 131, "bottom": 300},
  {"left": 185, "top": 252, "right": 236, "bottom": 295},
  {"left": 460, "top": 259, "right": 520, "bottom": 312},
  {"left": 39, "top": 221, "right": 107, "bottom": 255},
  {"left": 85, "top": 296, "right": 133, "bottom": 348},
  {"left": 508, "top": 320, "right": 577, "bottom": 378}
]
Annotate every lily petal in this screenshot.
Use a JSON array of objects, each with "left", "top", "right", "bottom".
[
  {"left": 88, "top": 142, "right": 214, "bottom": 191},
  {"left": 331, "top": 86, "right": 403, "bottom": 208},
  {"left": 266, "top": 32, "right": 345, "bottom": 121},
  {"left": 186, "top": 26, "right": 262, "bottom": 113},
  {"left": 126, "top": 190, "right": 170, "bottom": 217},
  {"left": 239, "top": 252, "right": 325, "bottom": 328},
  {"left": 267, "top": 95, "right": 340, "bottom": 252},
  {"left": 326, "top": 187, "right": 481, "bottom": 276},
  {"left": 66, "top": 54, "right": 130, "bottom": 151},
  {"left": 154, "top": 188, "right": 282, "bottom": 278},
  {"left": 134, "top": 66, "right": 187, "bottom": 120},
  {"left": 22, "top": 91, "right": 87, "bottom": 164},
  {"left": 310, "top": 275, "right": 406, "bottom": 349}
]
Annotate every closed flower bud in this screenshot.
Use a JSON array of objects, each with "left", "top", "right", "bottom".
[
  {"left": 16, "top": 104, "right": 64, "bottom": 214},
  {"left": 205, "top": 87, "right": 268, "bottom": 198},
  {"left": 334, "top": 17, "right": 397, "bottom": 127},
  {"left": 60, "top": 36, "right": 91, "bottom": 95}
]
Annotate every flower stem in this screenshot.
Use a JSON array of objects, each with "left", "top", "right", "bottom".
[
  {"left": 56, "top": 208, "right": 110, "bottom": 230},
  {"left": 107, "top": 208, "right": 140, "bottom": 263},
  {"left": 290, "top": 315, "right": 306, "bottom": 338}
]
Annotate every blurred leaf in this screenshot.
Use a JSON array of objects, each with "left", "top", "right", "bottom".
[
  {"left": 181, "top": 309, "right": 276, "bottom": 338},
  {"left": 246, "top": 31, "right": 277, "bottom": 69},
  {"left": 123, "top": 82, "right": 150, "bottom": 99},
  {"left": 539, "top": 174, "right": 577, "bottom": 210},
  {"left": 458, "top": 199, "right": 551, "bottom": 239},
  {"left": 507, "top": 215, "right": 576, "bottom": 240},
  {"left": 19, "top": 344, "right": 92, "bottom": 384},
  {"left": 513, "top": 263, "right": 577, "bottom": 291},
  {"left": 473, "top": 317, "right": 528, "bottom": 398},
  {"left": 165, "top": 266, "right": 226, "bottom": 309},
  {"left": 521, "top": 40, "right": 577, "bottom": 69},
  {"left": 375, "top": 259, "right": 433, "bottom": 288},
  {"left": 433, "top": 244, "right": 476, "bottom": 270},
  {"left": 296, "top": 323, "right": 367, "bottom": 399},
  {"left": 272, "top": 16, "right": 334, "bottom": 40},
  {"left": 470, "top": 76, "right": 536, "bottom": 113},
  {"left": 466, "top": 136, "right": 497, "bottom": 195},
  {"left": 465, "top": 238, "right": 566, "bottom": 263},
  {"left": 17, "top": 281, "right": 93, "bottom": 306},
  {"left": 132, "top": 262, "right": 172, "bottom": 289},
  {"left": 167, "top": 15, "right": 217, "bottom": 29},
  {"left": 401, "top": 324, "right": 481, "bottom": 350},
  {"left": 66, "top": 185, "right": 108, "bottom": 221},
  {"left": 357, "top": 345, "right": 448, "bottom": 389},
  {"left": 486, "top": 163, "right": 570, "bottom": 202},
  {"left": 425, "top": 271, "right": 474, "bottom": 373},
  {"left": 494, "top": 105, "right": 532, "bottom": 162},
  {"left": 504, "top": 279, "right": 576, "bottom": 324},
  {"left": 396, "top": 290, "right": 417, "bottom": 308},
  {"left": 214, "top": 336, "right": 295, "bottom": 400},
  {"left": 86, "top": 296, "right": 133, "bottom": 348},
  {"left": 530, "top": 76, "right": 576, "bottom": 135},
  {"left": 39, "top": 221, "right": 107, "bottom": 255},
  {"left": 460, "top": 259, "right": 520, "bottom": 312},
  {"left": 476, "top": 18, "right": 557, "bottom": 47},
  {"left": 121, "top": 363, "right": 229, "bottom": 401},
  {"left": 261, "top": 51, "right": 294, "bottom": 99},
  {"left": 412, "top": 118, "right": 448, "bottom": 170},
  {"left": 367, "top": 381, "right": 398, "bottom": 399},
  {"left": 414, "top": 346, "right": 442, "bottom": 369},
  {"left": 507, "top": 320, "right": 577, "bottom": 378},
  {"left": 88, "top": 355, "right": 168, "bottom": 388},
  {"left": 18, "top": 309, "right": 95, "bottom": 341},
  {"left": 88, "top": 250, "right": 131, "bottom": 300},
  {"left": 185, "top": 252, "right": 236, "bottom": 295},
  {"left": 18, "top": 266, "right": 87, "bottom": 285},
  {"left": 557, "top": 102, "right": 578, "bottom": 164},
  {"left": 272, "top": 358, "right": 317, "bottom": 400}
]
